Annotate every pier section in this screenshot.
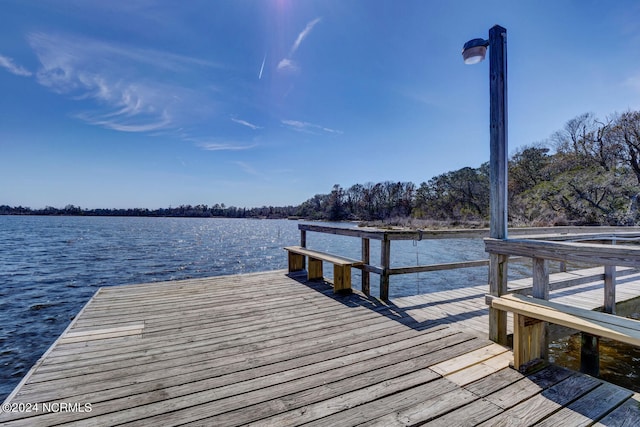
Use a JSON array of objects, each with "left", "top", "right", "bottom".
[{"left": 2, "top": 269, "right": 639, "bottom": 426}]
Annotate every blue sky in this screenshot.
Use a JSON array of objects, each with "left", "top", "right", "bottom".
[{"left": 2, "top": 0, "right": 640, "bottom": 209}]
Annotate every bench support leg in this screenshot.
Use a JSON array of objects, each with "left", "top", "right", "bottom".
[
  {"left": 333, "top": 264, "right": 352, "bottom": 294},
  {"left": 513, "top": 314, "right": 547, "bottom": 373},
  {"left": 580, "top": 333, "right": 600, "bottom": 377},
  {"left": 308, "top": 257, "right": 323, "bottom": 281},
  {"left": 288, "top": 252, "right": 304, "bottom": 273}
]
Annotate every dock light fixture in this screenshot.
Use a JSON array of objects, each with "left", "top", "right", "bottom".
[
  {"left": 462, "top": 25, "right": 508, "bottom": 241},
  {"left": 462, "top": 38, "right": 489, "bottom": 64}
]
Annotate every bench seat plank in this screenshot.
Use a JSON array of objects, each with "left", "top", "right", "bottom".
[
  {"left": 492, "top": 294, "right": 640, "bottom": 347},
  {"left": 284, "top": 246, "right": 363, "bottom": 266}
]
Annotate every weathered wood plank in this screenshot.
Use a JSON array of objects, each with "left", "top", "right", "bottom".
[
  {"left": 337, "top": 386, "right": 478, "bottom": 427},
  {"left": 482, "top": 365, "right": 574, "bottom": 409},
  {"left": 536, "top": 382, "right": 633, "bottom": 427},
  {"left": 389, "top": 259, "right": 489, "bottom": 275},
  {"left": 478, "top": 373, "right": 602, "bottom": 426},
  {"left": 59, "top": 324, "right": 144, "bottom": 344},
  {"left": 422, "top": 398, "right": 503, "bottom": 427},
  {"left": 445, "top": 351, "right": 512, "bottom": 386},
  {"left": 593, "top": 393, "right": 640, "bottom": 427},
  {"left": 485, "top": 237, "right": 640, "bottom": 267},
  {"left": 430, "top": 343, "right": 508, "bottom": 376}
]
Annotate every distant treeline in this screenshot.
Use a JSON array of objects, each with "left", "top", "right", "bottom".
[
  {"left": 4, "top": 110, "right": 640, "bottom": 226},
  {"left": 0, "top": 204, "right": 298, "bottom": 219}
]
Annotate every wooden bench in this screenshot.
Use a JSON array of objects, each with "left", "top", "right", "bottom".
[
  {"left": 490, "top": 293, "right": 640, "bottom": 372},
  {"left": 284, "top": 246, "right": 363, "bottom": 293}
]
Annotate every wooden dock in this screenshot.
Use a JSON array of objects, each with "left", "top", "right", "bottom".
[{"left": 2, "top": 270, "right": 639, "bottom": 426}]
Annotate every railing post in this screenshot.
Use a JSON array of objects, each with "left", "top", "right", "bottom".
[
  {"left": 380, "top": 236, "right": 391, "bottom": 301},
  {"left": 531, "top": 257, "right": 549, "bottom": 361},
  {"left": 532, "top": 257, "right": 549, "bottom": 300},
  {"left": 362, "top": 238, "right": 370, "bottom": 296},
  {"left": 604, "top": 264, "right": 616, "bottom": 314},
  {"left": 604, "top": 239, "right": 617, "bottom": 314},
  {"left": 489, "top": 253, "right": 509, "bottom": 345},
  {"left": 300, "top": 229, "right": 307, "bottom": 270}
]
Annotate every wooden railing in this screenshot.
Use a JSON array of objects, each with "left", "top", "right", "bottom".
[
  {"left": 484, "top": 232, "right": 640, "bottom": 344},
  {"left": 298, "top": 224, "right": 640, "bottom": 301},
  {"left": 299, "top": 224, "right": 499, "bottom": 300}
]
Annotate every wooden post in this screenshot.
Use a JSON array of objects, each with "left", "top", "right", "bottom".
[
  {"left": 307, "top": 258, "right": 323, "bottom": 280},
  {"left": 581, "top": 333, "right": 600, "bottom": 377},
  {"left": 604, "top": 264, "right": 616, "bottom": 315},
  {"left": 300, "top": 229, "right": 307, "bottom": 270},
  {"left": 489, "top": 24, "right": 508, "bottom": 241},
  {"left": 287, "top": 251, "right": 305, "bottom": 272},
  {"left": 513, "top": 313, "right": 545, "bottom": 371},
  {"left": 333, "top": 264, "right": 352, "bottom": 294},
  {"left": 581, "top": 262, "right": 616, "bottom": 377},
  {"left": 487, "top": 25, "right": 509, "bottom": 347},
  {"left": 489, "top": 253, "right": 509, "bottom": 345},
  {"left": 532, "top": 258, "right": 549, "bottom": 299},
  {"left": 380, "top": 237, "right": 391, "bottom": 301},
  {"left": 362, "top": 238, "right": 370, "bottom": 296},
  {"left": 531, "top": 257, "right": 549, "bottom": 361}
]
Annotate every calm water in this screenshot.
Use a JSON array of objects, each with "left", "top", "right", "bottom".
[{"left": 1, "top": 216, "right": 638, "bottom": 400}]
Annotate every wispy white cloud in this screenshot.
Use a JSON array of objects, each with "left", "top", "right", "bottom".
[
  {"left": 231, "top": 117, "right": 261, "bottom": 130},
  {"left": 282, "top": 119, "right": 343, "bottom": 135},
  {"left": 291, "top": 18, "right": 322, "bottom": 56},
  {"left": 77, "top": 109, "right": 172, "bottom": 133},
  {"left": 197, "top": 142, "right": 256, "bottom": 151},
  {"left": 0, "top": 54, "right": 32, "bottom": 77},
  {"left": 26, "top": 32, "right": 219, "bottom": 134},
  {"left": 277, "top": 58, "right": 298, "bottom": 72},
  {"left": 278, "top": 17, "right": 321, "bottom": 73}
]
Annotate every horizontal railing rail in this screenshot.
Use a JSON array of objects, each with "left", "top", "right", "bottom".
[{"left": 296, "top": 224, "right": 640, "bottom": 300}]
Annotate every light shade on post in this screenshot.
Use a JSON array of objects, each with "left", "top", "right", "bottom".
[{"left": 462, "top": 38, "right": 489, "bottom": 64}]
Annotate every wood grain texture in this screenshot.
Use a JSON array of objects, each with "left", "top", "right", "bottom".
[{"left": 2, "top": 270, "right": 639, "bottom": 426}]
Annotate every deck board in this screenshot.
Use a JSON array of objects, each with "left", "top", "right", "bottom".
[{"left": 2, "top": 269, "right": 640, "bottom": 426}]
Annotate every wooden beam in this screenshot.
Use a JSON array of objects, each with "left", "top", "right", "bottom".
[
  {"left": 531, "top": 257, "right": 549, "bottom": 361},
  {"left": 581, "top": 333, "right": 600, "bottom": 377},
  {"left": 604, "top": 265, "right": 616, "bottom": 315},
  {"left": 388, "top": 259, "right": 490, "bottom": 275},
  {"left": 485, "top": 238, "right": 640, "bottom": 268},
  {"left": 489, "top": 24, "right": 509, "bottom": 241},
  {"left": 489, "top": 253, "right": 509, "bottom": 345},
  {"left": 361, "top": 238, "right": 370, "bottom": 296},
  {"left": 380, "top": 237, "right": 391, "bottom": 301},
  {"left": 532, "top": 258, "right": 549, "bottom": 300}
]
